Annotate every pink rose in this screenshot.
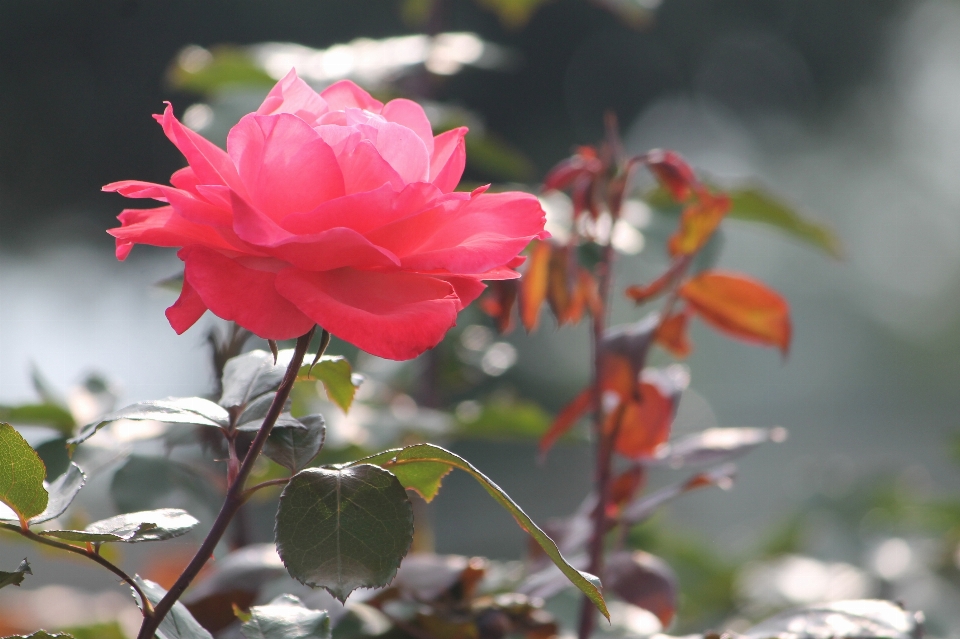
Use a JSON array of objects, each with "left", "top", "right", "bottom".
[{"left": 105, "top": 71, "right": 546, "bottom": 360}]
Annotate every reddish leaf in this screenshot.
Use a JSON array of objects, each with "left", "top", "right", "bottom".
[
  {"left": 481, "top": 280, "right": 518, "bottom": 334},
  {"left": 539, "top": 353, "right": 635, "bottom": 459},
  {"left": 539, "top": 387, "right": 591, "bottom": 459},
  {"left": 607, "top": 467, "right": 646, "bottom": 517},
  {"left": 610, "top": 381, "right": 674, "bottom": 460},
  {"left": 655, "top": 311, "right": 692, "bottom": 358},
  {"left": 546, "top": 248, "right": 576, "bottom": 325},
  {"left": 543, "top": 148, "right": 602, "bottom": 191},
  {"left": 519, "top": 241, "right": 552, "bottom": 331},
  {"left": 646, "top": 149, "right": 697, "bottom": 202},
  {"left": 668, "top": 192, "right": 731, "bottom": 256},
  {"left": 625, "top": 276, "right": 672, "bottom": 305},
  {"left": 605, "top": 550, "right": 678, "bottom": 626},
  {"left": 680, "top": 271, "right": 792, "bottom": 355}
]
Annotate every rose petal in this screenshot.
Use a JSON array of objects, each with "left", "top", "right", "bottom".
[
  {"left": 319, "top": 80, "right": 384, "bottom": 112},
  {"left": 181, "top": 247, "right": 315, "bottom": 340},
  {"left": 108, "top": 206, "right": 239, "bottom": 260},
  {"left": 155, "top": 103, "right": 243, "bottom": 193},
  {"left": 370, "top": 190, "right": 547, "bottom": 274},
  {"left": 336, "top": 139, "right": 406, "bottom": 194},
  {"left": 104, "top": 181, "right": 232, "bottom": 227},
  {"left": 165, "top": 277, "right": 208, "bottom": 334},
  {"left": 281, "top": 182, "right": 442, "bottom": 236},
  {"left": 257, "top": 69, "right": 329, "bottom": 125},
  {"left": 170, "top": 166, "right": 201, "bottom": 194},
  {"left": 381, "top": 98, "right": 435, "bottom": 155},
  {"left": 276, "top": 268, "right": 459, "bottom": 360},
  {"left": 437, "top": 275, "right": 486, "bottom": 310},
  {"left": 429, "top": 127, "right": 467, "bottom": 193},
  {"left": 228, "top": 113, "right": 346, "bottom": 220}
]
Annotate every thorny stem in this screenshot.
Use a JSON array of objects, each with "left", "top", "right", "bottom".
[
  {"left": 136, "top": 326, "right": 317, "bottom": 639},
  {"left": 5, "top": 525, "right": 153, "bottom": 617}
]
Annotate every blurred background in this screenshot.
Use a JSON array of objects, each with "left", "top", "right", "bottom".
[{"left": 3, "top": 0, "right": 960, "bottom": 637}]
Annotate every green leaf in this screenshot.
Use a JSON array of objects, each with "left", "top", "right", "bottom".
[
  {"left": 299, "top": 356, "right": 361, "bottom": 414},
  {"left": 358, "top": 450, "right": 451, "bottom": 503},
  {"left": 474, "top": 0, "right": 551, "bottom": 27},
  {"left": 275, "top": 464, "right": 413, "bottom": 603},
  {"left": 42, "top": 508, "right": 199, "bottom": 543},
  {"left": 236, "top": 392, "right": 292, "bottom": 428},
  {"left": 28, "top": 462, "right": 85, "bottom": 524},
  {"left": 726, "top": 187, "right": 842, "bottom": 258},
  {"left": 111, "top": 456, "right": 221, "bottom": 515},
  {"left": 0, "top": 423, "right": 48, "bottom": 524},
  {"left": 0, "top": 403, "right": 75, "bottom": 435},
  {"left": 221, "top": 350, "right": 291, "bottom": 410},
  {"left": 5, "top": 632, "right": 76, "bottom": 639},
  {"left": 240, "top": 594, "right": 331, "bottom": 639},
  {"left": 351, "top": 444, "right": 609, "bottom": 619},
  {"left": 134, "top": 576, "right": 214, "bottom": 639},
  {"left": 56, "top": 623, "right": 126, "bottom": 639},
  {"left": 69, "top": 397, "right": 230, "bottom": 450},
  {"left": 0, "top": 558, "right": 32, "bottom": 589},
  {"left": 455, "top": 398, "right": 551, "bottom": 440},
  {"left": 264, "top": 415, "right": 326, "bottom": 472},
  {"left": 168, "top": 45, "right": 276, "bottom": 97},
  {"left": 464, "top": 133, "right": 535, "bottom": 182}
]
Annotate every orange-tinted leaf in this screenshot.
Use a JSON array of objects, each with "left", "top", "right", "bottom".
[
  {"left": 655, "top": 311, "right": 692, "bottom": 358},
  {"left": 610, "top": 381, "right": 674, "bottom": 460},
  {"left": 575, "top": 268, "right": 602, "bottom": 320},
  {"left": 538, "top": 387, "right": 592, "bottom": 459},
  {"left": 607, "top": 467, "right": 646, "bottom": 517},
  {"left": 519, "top": 241, "right": 552, "bottom": 331},
  {"left": 480, "top": 280, "right": 518, "bottom": 334},
  {"left": 680, "top": 271, "right": 791, "bottom": 355},
  {"left": 646, "top": 149, "right": 697, "bottom": 202},
  {"left": 546, "top": 248, "right": 575, "bottom": 325},
  {"left": 668, "top": 192, "right": 731, "bottom": 256}
]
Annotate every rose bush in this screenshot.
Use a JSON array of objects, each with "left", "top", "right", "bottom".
[{"left": 105, "top": 71, "right": 547, "bottom": 360}]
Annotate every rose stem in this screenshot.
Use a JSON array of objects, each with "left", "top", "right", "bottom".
[{"left": 136, "top": 326, "right": 317, "bottom": 639}]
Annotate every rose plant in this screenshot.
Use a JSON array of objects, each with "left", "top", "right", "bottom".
[{"left": 0, "top": 72, "right": 923, "bottom": 639}]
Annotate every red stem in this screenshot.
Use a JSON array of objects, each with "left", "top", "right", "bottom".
[{"left": 136, "top": 327, "right": 316, "bottom": 639}]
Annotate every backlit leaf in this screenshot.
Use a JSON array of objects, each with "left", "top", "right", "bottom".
[
  {"left": 0, "top": 558, "right": 32, "bottom": 589},
  {"left": 680, "top": 271, "right": 791, "bottom": 355},
  {"left": 610, "top": 381, "right": 674, "bottom": 460},
  {"left": 263, "top": 415, "right": 326, "bottom": 473},
  {"left": 0, "top": 423, "right": 48, "bottom": 524},
  {"left": 728, "top": 187, "right": 842, "bottom": 258},
  {"left": 474, "top": 0, "right": 551, "bottom": 27},
  {"left": 743, "top": 600, "right": 922, "bottom": 639},
  {"left": 605, "top": 551, "right": 678, "bottom": 626},
  {"left": 519, "top": 241, "right": 552, "bottom": 331},
  {"left": 359, "top": 450, "right": 452, "bottom": 503},
  {"left": 539, "top": 388, "right": 592, "bottom": 459},
  {"left": 28, "top": 462, "right": 85, "bottom": 524},
  {"left": 69, "top": 397, "right": 230, "bottom": 449},
  {"left": 655, "top": 312, "right": 692, "bottom": 357},
  {"left": 240, "top": 594, "right": 331, "bottom": 639},
  {"left": 645, "top": 150, "right": 698, "bottom": 202},
  {"left": 275, "top": 465, "right": 413, "bottom": 603},
  {"left": 5, "top": 633, "right": 75, "bottom": 639},
  {"left": 134, "top": 576, "right": 214, "bottom": 639},
  {"left": 221, "top": 350, "right": 291, "bottom": 410},
  {"left": 299, "top": 356, "right": 360, "bottom": 414},
  {"left": 352, "top": 443, "right": 609, "bottom": 620},
  {"left": 668, "top": 192, "right": 731, "bottom": 256},
  {"left": 654, "top": 427, "right": 787, "bottom": 468},
  {"left": 42, "top": 508, "right": 199, "bottom": 543}
]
